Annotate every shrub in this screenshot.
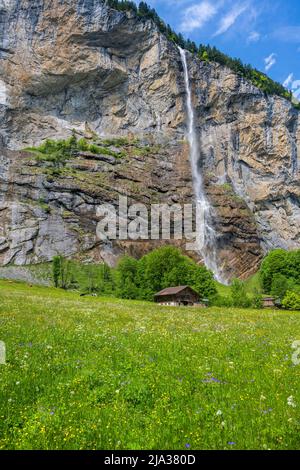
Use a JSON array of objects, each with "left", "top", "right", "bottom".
[
  {"left": 88, "top": 143, "right": 101, "bottom": 154},
  {"left": 78, "top": 138, "right": 89, "bottom": 151},
  {"left": 251, "top": 293, "right": 263, "bottom": 309},
  {"left": 211, "top": 294, "right": 233, "bottom": 307},
  {"left": 282, "top": 291, "right": 300, "bottom": 310},
  {"left": 271, "top": 274, "right": 293, "bottom": 300}
]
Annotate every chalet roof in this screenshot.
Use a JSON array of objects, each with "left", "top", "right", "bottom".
[{"left": 154, "top": 286, "right": 193, "bottom": 297}]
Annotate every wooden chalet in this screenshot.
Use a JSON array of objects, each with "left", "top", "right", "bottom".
[{"left": 154, "top": 286, "right": 201, "bottom": 307}]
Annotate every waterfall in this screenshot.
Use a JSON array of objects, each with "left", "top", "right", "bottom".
[{"left": 179, "top": 47, "right": 226, "bottom": 284}]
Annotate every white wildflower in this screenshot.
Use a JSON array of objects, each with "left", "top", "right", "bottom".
[{"left": 287, "top": 396, "right": 296, "bottom": 408}]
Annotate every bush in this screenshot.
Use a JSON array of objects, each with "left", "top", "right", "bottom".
[
  {"left": 271, "top": 274, "right": 292, "bottom": 300},
  {"left": 210, "top": 294, "right": 233, "bottom": 308},
  {"left": 88, "top": 143, "right": 101, "bottom": 154},
  {"left": 251, "top": 293, "right": 263, "bottom": 309},
  {"left": 282, "top": 291, "right": 300, "bottom": 310},
  {"left": 78, "top": 138, "right": 89, "bottom": 151}
]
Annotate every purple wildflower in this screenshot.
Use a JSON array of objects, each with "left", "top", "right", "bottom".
[
  {"left": 202, "top": 377, "right": 222, "bottom": 384},
  {"left": 262, "top": 408, "right": 273, "bottom": 414}
]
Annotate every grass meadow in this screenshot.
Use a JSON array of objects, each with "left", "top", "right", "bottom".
[{"left": 0, "top": 280, "right": 300, "bottom": 450}]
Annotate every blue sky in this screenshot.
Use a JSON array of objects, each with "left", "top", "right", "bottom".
[{"left": 146, "top": 0, "right": 300, "bottom": 97}]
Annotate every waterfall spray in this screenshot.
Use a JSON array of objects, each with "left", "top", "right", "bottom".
[{"left": 179, "top": 47, "right": 227, "bottom": 284}]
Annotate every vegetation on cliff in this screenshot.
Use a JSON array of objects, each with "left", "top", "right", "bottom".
[
  {"left": 25, "top": 136, "right": 126, "bottom": 165},
  {"left": 106, "top": 0, "right": 299, "bottom": 109}
]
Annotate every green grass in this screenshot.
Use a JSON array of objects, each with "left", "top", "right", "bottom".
[
  {"left": 244, "top": 272, "right": 263, "bottom": 294},
  {"left": 216, "top": 272, "right": 263, "bottom": 298},
  {"left": 215, "top": 280, "right": 231, "bottom": 297},
  {"left": 0, "top": 280, "right": 300, "bottom": 450}
]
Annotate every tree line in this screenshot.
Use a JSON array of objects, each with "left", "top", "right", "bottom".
[
  {"left": 52, "top": 246, "right": 300, "bottom": 310},
  {"left": 52, "top": 246, "right": 217, "bottom": 301}
]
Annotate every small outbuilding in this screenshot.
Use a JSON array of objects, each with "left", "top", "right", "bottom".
[
  {"left": 262, "top": 297, "right": 276, "bottom": 308},
  {"left": 154, "top": 286, "right": 200, "bottom": 307}
]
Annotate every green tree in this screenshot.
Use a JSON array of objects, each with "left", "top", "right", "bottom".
[
  {"left": 116, "top": 256, "right": 139, "bottom": 299},
  {"left": 52, "top": 256, "right": 72, "bottom": 289},
  {"left": 137, "top": 246, "right": 186, "bottom": 298},
  {"left": 259, "top": 249, "right": 300, "bottom": 295},
  {"left": 114, "top": 247, "right": 217, "bottom": 302},
  {"left": 260, "top": 249, "right": 288, "bottom": 292},
  {"left": 190, "top": 264, "right": 217, "bottom": 299},
  {"left": 60, "top": 257, "right": 73, "bottom": 290},
  {"left": 53, "top": 256, "right": 61, "bottom": 288},
  {"left": 161, "top": 257, "right": 194, "bottom": 289},
  {"left": 271, "top": 274, "right": 291, "bottom": 300},
  {"left": 136, "top": 246, "right": 216, "bottom": 301}
]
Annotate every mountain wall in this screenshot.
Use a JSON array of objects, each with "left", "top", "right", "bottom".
[{"left": 0, "top": 0, "right": 299, "bottom": 281}]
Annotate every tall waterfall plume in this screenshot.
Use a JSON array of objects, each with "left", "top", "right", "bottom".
[{"left": 179, "top": 47, "right": 227, "bottom": 284}]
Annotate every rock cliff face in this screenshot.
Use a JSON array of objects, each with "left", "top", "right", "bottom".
[{"left": 0, "top": 0, "right": 299, "bottom": 281}]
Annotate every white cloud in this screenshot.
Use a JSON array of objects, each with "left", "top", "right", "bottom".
[
  {"left": 213, "top": 3, "right": 249, "bottom": 37},
  {"left": 247, "top": 31, "right": 260, "bottom": 43},
  {"left": 264, "top": 53, "right": 276, "bottom": 72},
  {"left": 292, "top": 80, "right": 300, "bottom": 90},
  {"left": 180, "top": 1, "right": 218, "bottom": 33},
  {"left": 283, "top": 73, "right": 294, "bottom": 89},
  {"left": 283, "top": 74, "right": 300, "bottom": 101}
]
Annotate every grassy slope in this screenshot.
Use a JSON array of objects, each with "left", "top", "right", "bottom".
[
  {"left": 0, "top": 280, "right": 300, "bottom": 450},
  {"left": 215, "top": 272, "right": 263, "bottom": 298},
  {"left": 244, "top": 272, "right": 263, "bottom": 293}
]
